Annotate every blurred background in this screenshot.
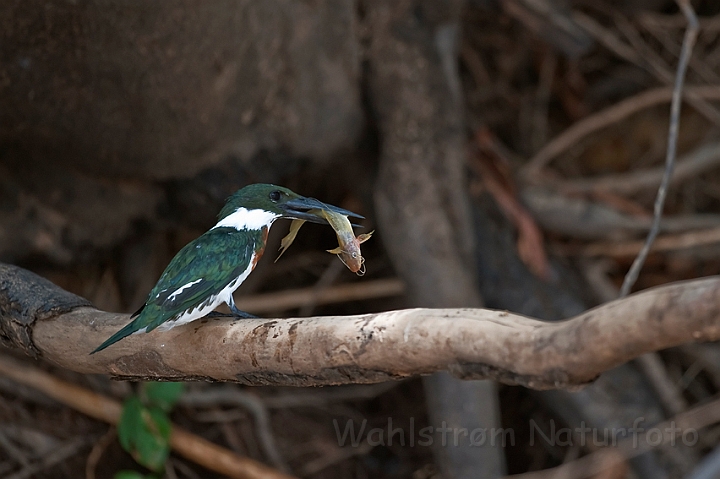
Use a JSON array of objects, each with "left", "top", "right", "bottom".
[{"left": 2, "top": 0, "right": 720, "bottom": 478}]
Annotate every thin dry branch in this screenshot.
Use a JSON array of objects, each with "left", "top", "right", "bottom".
[
  {"left": 560, "top": 227, "right": 720, "bottom": 257},
  {"left": 619, "top": 0, "right": 699, "bottom": 297},
  {"left": 0, "top": 354, "right": 296, "bottom": 479},
  {"left": 508, "top": 394, "right": 720, "bottom": 479},
  {"left": 1, "top": 264, "right": 720, "bottom": 390},
  {"left": 522, "top": 85, "right": 720, "bottom": 175},
  {"left": 234, "top": 278, "right": 405, "bottom": 314},
  {"left": 572, "top": 9, "right": 720, "bottom": 126},
  {"left": 556, "top": 141, "right": 720, "bottom": 194}
]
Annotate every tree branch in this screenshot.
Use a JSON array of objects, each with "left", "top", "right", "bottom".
[{"left": 1, "top": 263, "right": 719, "bottom": 389}]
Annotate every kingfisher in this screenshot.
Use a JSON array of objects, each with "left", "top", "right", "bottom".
[{"left": 91, "top": 183, "right": 362, "bottom": 353}]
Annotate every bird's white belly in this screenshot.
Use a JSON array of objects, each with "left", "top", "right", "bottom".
[
  {"left": 154, "top": 257, "right": 256, "bottom": 331},
  {"left": 155, "top": 295, "right": 225, "bottom": 331}
]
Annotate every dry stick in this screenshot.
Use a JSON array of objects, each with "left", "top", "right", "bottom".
[
  {"left": 689, "top": 450, "right": 720, "bottom": 479},
  {"left": 298, "top": 260, "right": 345, "bottom": 317},
  {"left": 0, "top": 429, "right": 31, "bottom": 467},
  {"left": 300, "top": 442, "right": 374, "bottom": 477},
  {"left": 575, "top": 10, "right": 720, "bottom": 126},
  {"left": 178, "top": 388, "right": 289, "bottom": 472},
  {"left": 181, "top": 383, "right": 400, "bottom": 411},
  {"left": 635, "top": 353, "right": 688, "bottom": 415},
  {"left": 7, "top": 436, "right": 91, "bottom": 479},
  {"left": 508, "top": 394, "right": 720, "bottom": 479},
  {"left": 0, "top": 355, "right": 297, "bottom": 479},
  {"left": 169, "top": 459, "right": 201, "bottom": 479},
  {"left": 562, "top": 226, "right": 720, "bottom": 257},
  {"left": 234, "top": 278, "right": 405, "bottom": 314},
  {"left": 620, "top": 0, "right": 699, "bottom": 297},
  {"left": 616, "top": 12, "right": 692, "bottom": 86},
  {"left": 607, "top": 4, "right": 698, "bottom": 461},
  {"left": 85, "top": 427, "right": 116, "bottom": 479},
  {"left": 557, "top": 142, "right": 720, "bottom": 194},
  {"left": 639, "top": 11, "right": 720, "bottom": 31},
  {"left": 641, "top": 15, "right": 720, "bottom": 86},
  {"left": 531, "top": 51, "right": 557, "bottom": 153},
  {"left": 470, "top": 151, "right": 550, "bottom": 279},
  {"left": 522, "top": 85, "right": 720, "bottom": 175}
]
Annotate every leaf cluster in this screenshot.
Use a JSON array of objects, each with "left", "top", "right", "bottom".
[{"left": 115, "top": 382, "right": 184, "bottom": 479}]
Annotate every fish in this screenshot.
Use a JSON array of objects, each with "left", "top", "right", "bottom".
[
  {"left": 275, "top": 209, "right": 372, "bottom": 275},
  {"left": 320, "top": 209, "right": 373, "bottom": 275}
]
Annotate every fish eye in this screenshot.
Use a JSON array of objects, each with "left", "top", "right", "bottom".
[{"left": 269, "top": 190, "right": 281, "bottom": 202}]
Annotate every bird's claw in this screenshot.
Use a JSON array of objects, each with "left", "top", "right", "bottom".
[{"left": 229, "top": 304, "right": 257, "bottom": 319}]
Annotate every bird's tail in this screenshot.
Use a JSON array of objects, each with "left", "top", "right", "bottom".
[{"left": 90, "top": 320, "right": 142, "bottom": 354}]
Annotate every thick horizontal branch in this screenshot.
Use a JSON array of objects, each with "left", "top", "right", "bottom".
[{"left": 1, "top": 264, "right": 719, "bottom": 389}]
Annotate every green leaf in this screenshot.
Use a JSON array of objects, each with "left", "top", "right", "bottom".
[
  {"left": 142, "top": 382, "right": 184, "bottom": 412},
  {"left": 114, "top": 471, "right": 153, "bottom": 479},
  {"left": 118, "top": 397, "right": 172, "bottom": 472},
  {"left": 118, "top": 397, "right": 144, "bottom": 452},
  {"left": 114, "top": 472, "right": 160, "bottom": 479}
]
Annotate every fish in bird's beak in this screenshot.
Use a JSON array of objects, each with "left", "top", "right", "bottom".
[
  {"left": 275, "top": 203, "right": 372, "bottom": 275},
  {"left": 320, "top": 210, "right": 373, "bottom": 275},
  {"left": 279, "top": 196, "right": 364, "bottom": 225}
]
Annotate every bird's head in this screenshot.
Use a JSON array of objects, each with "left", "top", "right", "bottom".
[{"left": 218, "top": 184, "right": 363, "bottom": 227}]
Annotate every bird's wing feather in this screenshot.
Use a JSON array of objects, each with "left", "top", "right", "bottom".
[
  {"left": 140, "top": 227, "right": 262, "bottom": 330},
  {"left": 91, "top": 228, "right": 262, "bottom": 354}
]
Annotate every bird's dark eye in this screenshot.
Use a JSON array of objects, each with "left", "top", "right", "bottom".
[{"left": 269, "top": 190, "right": 281, "bottom": 202}]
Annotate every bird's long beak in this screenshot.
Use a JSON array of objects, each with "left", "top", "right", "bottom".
[{"left": 280, "top": 196, "right": 364, "bottom": 224}]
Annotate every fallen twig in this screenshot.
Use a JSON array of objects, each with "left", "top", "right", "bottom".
[
  {"left": 636, "top": 353, "right": 688, "bottom": 415},
  {"left": 0, "top": 354, "right": 297, "bottom": 479},
  {"left": 85, "top": 427, "right": 116, "bottom": 479},
  {"left": 522, "top": 187, "right": 720, "bottom": 240},
  {"left": 508, "top": 394, "right": 720, "bottom": 479},
  {"left": 556, "top": 227, "right": 720, "bottom": 257},
  {"left": 6, "top": 436, "right": 91, "bottom": 479},
  {"left": 522, "top": 85, "right": 720, "bottom": 175},
  {"left": 234, "top": 278, "right": 405, "bottom": 314},
  {"left": 556, "top": 142, "right": 720, "bottom": 194},
  {"left": 573, "top": 9, "right": 720, "bottom": 126},
  {"left": 619, "top": 0, "right": 699, "bottom": 297},
  {"left": 178, "top": 388, "right": 289, "bottom": 472},
  {"left": 0, "top": 429, "right": 31, "bottom": 468},
  {"left": 473, "top": 130, "right": 551, "bottom": 279},
  {"left": 181, "top": 382, "right": 399, "bottom": 410}
]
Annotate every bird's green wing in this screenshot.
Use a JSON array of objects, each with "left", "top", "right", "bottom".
[
  {"left": 140, "top": 227, "right": 264, "bottom": 329},
  {"left": 91, "top": 227, "right": 265, "bottom": 354}
]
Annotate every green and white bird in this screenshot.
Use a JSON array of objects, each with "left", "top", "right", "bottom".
[{"left": 91, "top": 183, "right": 362, "bottom": 354}]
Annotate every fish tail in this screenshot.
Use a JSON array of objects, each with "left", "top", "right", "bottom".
[{"left": 90, "top": 320, "right": 143, "bottom": 354}]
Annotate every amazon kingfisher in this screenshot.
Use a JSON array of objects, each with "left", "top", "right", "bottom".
[{"left": 91, "top": 183, "right": 362, "bottom": 353}]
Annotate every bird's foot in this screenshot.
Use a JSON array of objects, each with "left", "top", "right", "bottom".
[{"left": 229, "top": 304, "right": 257, "bottom": 319}]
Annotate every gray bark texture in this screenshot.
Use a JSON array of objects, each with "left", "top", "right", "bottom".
[{"left": 1, "top": 263, "right": 719, "bottom": 389}]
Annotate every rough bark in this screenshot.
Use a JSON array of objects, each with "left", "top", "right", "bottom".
[
  {"left": 472, "top": 196, "right": 673, "bottom": 477},
  {"left": 1, "top": 263, "right": 719, "bottom": 389}
]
